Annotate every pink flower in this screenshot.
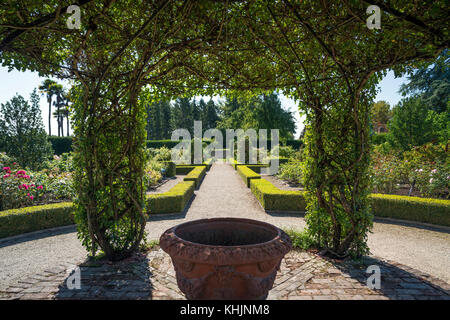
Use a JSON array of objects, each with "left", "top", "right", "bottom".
[
  {"left": 13, "top": 162, "right": 17, "bottom": 165},
  {"left": 17, "top": 170, "right": 26, "bottom": 175},
  {"left": 27, "top": 193, "right": 34, "bottom": 200},
  {"left": 2, "top": 167, "right": 10, "bottom": 171},
  {"left": 37, "top": 185, "right": 43, "bottom": 190},
  {"left": 2, "top": 174, "right": 10, "bottom": 178}
]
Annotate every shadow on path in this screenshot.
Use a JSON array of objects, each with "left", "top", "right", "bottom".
[
  {"left": 330, "top": 255, "right": 450, "bottom": 299},
  {"left": 55, "top": 253, "right": 154, "bottom": 300},
  {"left": 0, "top": 225, "right": 76, "bottom": 249},
  {"left": 373, "top": 217, "right": 450, "bottom": 234}
]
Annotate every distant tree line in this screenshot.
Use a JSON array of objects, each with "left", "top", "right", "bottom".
[
  {"left": 371, "top": 50, "right": 449, "bottom": 151},
  {"left": 144, "top": 92, "right": 297, "bottom": 142}
]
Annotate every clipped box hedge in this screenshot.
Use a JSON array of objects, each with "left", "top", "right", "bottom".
[
  {"left": 183, "top": 166, "right": 207, "bottom": 189},
  {"left": 146, "top": 181, "right": 195, "bottom": 214},
  {"left": 237, "top": 165, "right": 261, "bottom": 187},
  {"left": 250, "top": 179, "right": 306, "bottom": 212},
  {"left": 0, "top": 202, "right": 74, "bottom": 238},
  {"left": 176, "top": 165, "right": 197, "bottom": 175},
  {"left": 370, "top": 194, "right": 450, "bottom": 227}
]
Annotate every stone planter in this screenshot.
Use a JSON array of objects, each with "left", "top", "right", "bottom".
[{"left": 160, "top": 218, "right": 292, "bottom": 300}]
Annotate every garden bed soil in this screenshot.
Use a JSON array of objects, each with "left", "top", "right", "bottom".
[{"left": 263, "top": 175, "right": 304, "bottom": 191}]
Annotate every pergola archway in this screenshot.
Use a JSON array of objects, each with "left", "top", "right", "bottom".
[{"left": 1, "top": 0, "right": 447, "bottom": 260}]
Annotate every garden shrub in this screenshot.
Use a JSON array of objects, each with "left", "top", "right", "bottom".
[
  {"left": 250, "top": 178, "right": 306, "bottom": 211},
  {"left": 160, "top": 161, "right": 176, "bottom": 177},
  {"left": 283, "top": 228, "right": 316, "bottom": 250},
  {"left": 237, "top": 165, "right": 261, "bottom": 187},
  {"left": 1, "top": 166, "right": 45, "bottom": 211},
  {"left": 146, "top": 181, "right": 195, "bottom": 214},
  {"left": 371, "top": 132, "right": 388, "bottom": 145},
  {"left": 0, "top": 202, "right": 74, "bottom": 238},
  {"left": 370, "top": 194, "right": 450, "bottom": 226},
  {"left": 277, "top": 161, "right": 304, "bottom": 186},
  {"left": 48, "top": 136, "right": 73, "bottom": 155},
  {"left": 183, "top": 166, "right": 207, "bottom": 188}
]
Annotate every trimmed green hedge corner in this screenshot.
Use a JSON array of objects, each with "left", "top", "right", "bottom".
[
  {"left": 250, "top": 179, "right": 306, "bottom": 212},
  {"left": 0, "top": 202, "right": 74, "bottom": 238},
  {"left": 146, "top": 180, "right": 195, "bottom": 214},
  {"left": 237, "top": 165, "right": 261, "bottom": 187},
  {"left": 370, "top": 194, "right": 450, "bottom": 227},
  {"left": 176, "top": 165, "right": 197, "bottom": 175},
  {"left": 183, "top": 166, "right": 207, "bottom": 189}
]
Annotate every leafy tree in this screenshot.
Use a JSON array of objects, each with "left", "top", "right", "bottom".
[
  {"left": 218, "top": 93, "right": 296, "bottom": 141},
  {"left": 146, "top": 101, "right": 162, "bottom": 140},
  {"left": 371, "top": 101, "right": 392, "bottom": 132},
  {"left": 0, "top": 90, "right": 52, "bottom": 169},
  {"left": 160, "top": 101, "right": 173, "bottom": 139},
  {"left": 387, "top": 97, "right": 437, "bottom": 150},
  {"left": 204, "top": 99, "right": 220, "bottom": 131},
  {"left": 172, "top": 98, "right": 194, "bottom": 135},
  {"left": 400, "top": 50, "right": 449, "bottom": 113}
]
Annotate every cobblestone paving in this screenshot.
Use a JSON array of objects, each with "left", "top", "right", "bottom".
[{"left": 0, "top": 248, "right": 448, "bottom": 300}]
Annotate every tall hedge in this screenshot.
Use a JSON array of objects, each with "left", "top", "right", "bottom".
[{"left": 48, "top": 136, "right": 73, "bottom": 155}]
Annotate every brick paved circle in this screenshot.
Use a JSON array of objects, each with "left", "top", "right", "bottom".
[{"left": 1, "top": 248, "right": 448, "bottom": 300}]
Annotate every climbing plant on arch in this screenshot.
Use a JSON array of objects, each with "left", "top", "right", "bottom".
[{"left": 0, "top": 0, "right": 448, "bottom": 260}]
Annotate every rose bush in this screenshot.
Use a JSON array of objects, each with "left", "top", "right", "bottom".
[{"left": 0, "top": 166, "right": 44, "bottom": 210}]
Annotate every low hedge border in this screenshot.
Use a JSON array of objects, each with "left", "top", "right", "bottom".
[
  {"left": 250, "top": 179, "right": 306, "bottom": 212},
  {"left": 370, "top": 194, "right": 450, "bottom": 227},
  {"left": 176, "top": 165, "right": 197, "bottom": 175},
  {"left": 0, "top": 202, "right": 74, "bottom": 238},
  {"left": 248, "top": 178, "right": 450, "bottom": 226},
  {"left": 183, "top": 166, "right": 207, "bottom": 189},
  {"left": 146, "top": 180, "right": 195, "bottom": 214},
  {"left": 237, "top": 165, "right": 261, "bottom": 187}
]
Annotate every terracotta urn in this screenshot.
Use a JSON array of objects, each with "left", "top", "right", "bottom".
[{"left": 159, "top": 218, "right": 292, "bottom": 300}]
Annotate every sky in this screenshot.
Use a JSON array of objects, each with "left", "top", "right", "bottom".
[{"left": 0, "top": 67, "right": 408, "bottom": 138}]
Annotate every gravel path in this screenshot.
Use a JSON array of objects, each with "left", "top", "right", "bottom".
[{"left": 0, "top": 162, "right": 448, "bottom": 293}]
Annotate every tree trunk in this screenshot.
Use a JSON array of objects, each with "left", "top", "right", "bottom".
[{"left": 48, "top": 99, "right": 51, "bottom": 136}]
